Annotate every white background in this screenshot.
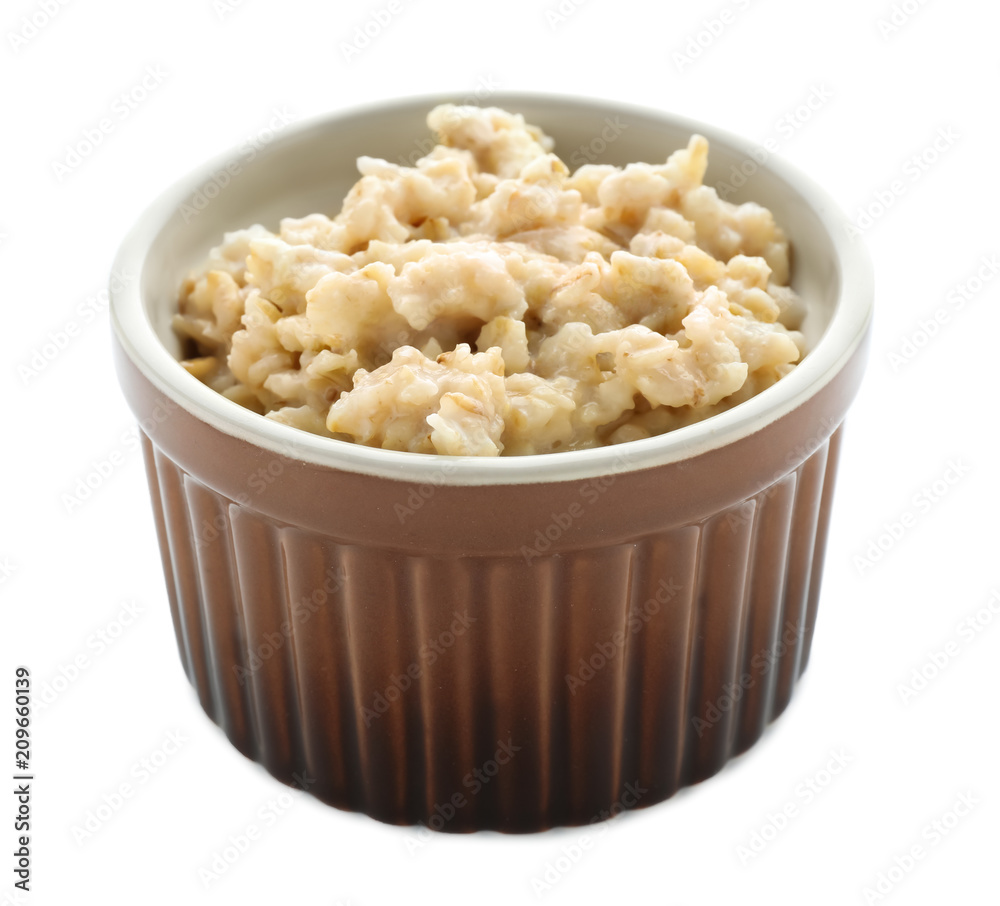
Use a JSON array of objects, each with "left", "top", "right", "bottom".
[{"left": 2, "top": 0, "right": 998, "bottom": 903}]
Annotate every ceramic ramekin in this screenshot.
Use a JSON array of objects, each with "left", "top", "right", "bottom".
[{"left": 110, "top": 93, "right": 872, "bottom": 832}]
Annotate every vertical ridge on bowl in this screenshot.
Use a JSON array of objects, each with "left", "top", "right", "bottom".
[
  {"left": 139, "top": 435, "right": 188, "bottom": 680},
  {"left": 800, "top": 426, "right": 845, "bottom": 677},
  {"left": 732, "top": 471, "right": 797, "bottom": 755},
  {"left": 611, "top": 539, "right": 643, "bottom": 811},
  {"left": 276, "top": 530, "right": 308, "bottom": 766},
  {"left": 484, "top": 557, "right": 545, "bottom": 831},
  {"left": 535, "top": 555, "right": 558, "bottom": 828},
  {"left": 682, "top": 508, "right": 755, "bottom": 783},
  {"left": 478, "top": 559, "right": 509, "bottom": 829},
  {"left": 150, "top": 445, "right": 214, "bottom": 715},
  {"left": 184, "top": 476, "right": 256, "bottom": 752},
  {"left": 224, "top": 500, "right": 262, "bottom": 762},
  {"left": 406, "top": 555, "right": 438, "bottom": 827},
  {"left": 230, "top": 512, "right": 308, "bottom": 780},
  {"left": 772, "top": 438, "right": 831, "bottom": 719},
  {"left": 630, "top": 529, "right": 700, "bottom": 801},
  {"left": 725, "top": 500, "right": 761, "bottom": 760},
  {"left": 339, "top": 546, "right": 372, "bottom": 813},
  {"left": 181, "top": 474, "right": 225, "bottom": 726},
  {"left": 284, "top": 538, "right": 362, "bottom": 808},
  {"left": 280, "top": 533, "right": 327, "bottom": 800},
  {"left": 343, "top": 546, "right": 405, "bottom": 823}
]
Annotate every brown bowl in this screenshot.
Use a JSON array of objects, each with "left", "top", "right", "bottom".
[{"left": 110, "top": 93, "right": 873, "bottom": 832}]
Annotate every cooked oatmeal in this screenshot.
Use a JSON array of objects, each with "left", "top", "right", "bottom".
[{"left": 173, "top": 105, "right": 805, "bottom": 456}]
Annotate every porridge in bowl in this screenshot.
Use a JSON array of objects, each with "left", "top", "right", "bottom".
[{"left": 174, "top": 105, "right": 805, "bottom": 456}]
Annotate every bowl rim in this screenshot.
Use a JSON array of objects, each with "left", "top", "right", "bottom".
[{"left": 110, "top": 90, "right": 873, "bottom": 487}]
